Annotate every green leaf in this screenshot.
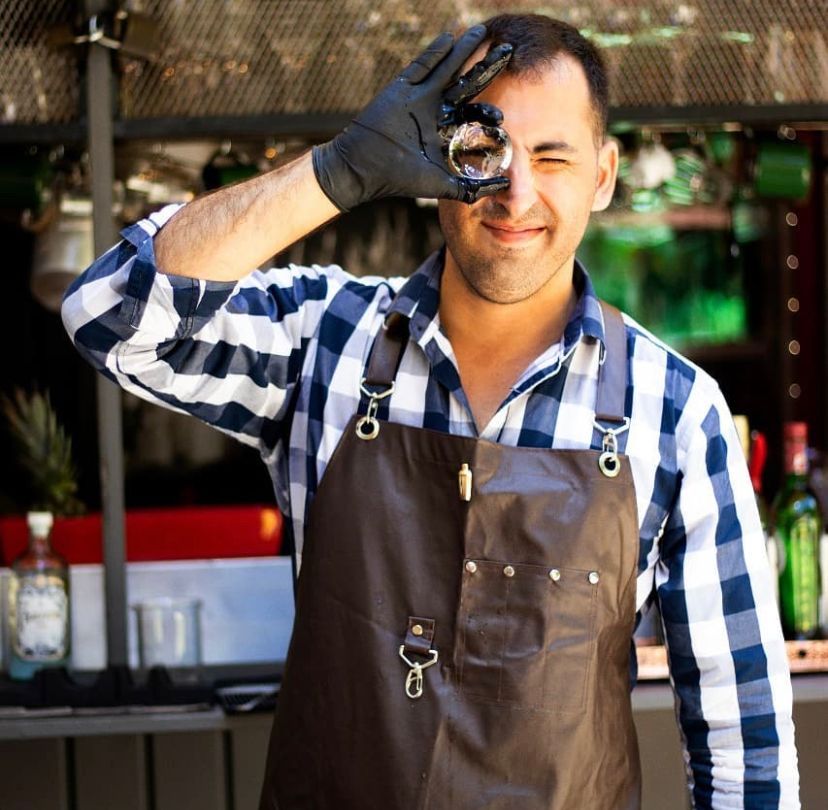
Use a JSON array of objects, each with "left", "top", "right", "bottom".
[{"left": 1, "top": 388, "right": 85, "bottom": 517}]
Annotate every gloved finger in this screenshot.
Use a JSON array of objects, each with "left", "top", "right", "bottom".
[
  {"left": 442, "top": 43, "right": 513, "bottom": 105},
  {"left": 399, "top": 31, "right": 456, "bottom": 84},
  {"left": 466, "top": 175, "right": 511, "bottom": 201},
  {"left": 439, "top": 100, "right": 503, "bottom": 129},
  {"left": 423, "top": 24, "right": 488, "bottom": 87},
  {"left": 455, "top": 102, "right": 504, "bottom": 127},
  {"left": 445, "top": 174, "right": 511, "bottom": 203}
]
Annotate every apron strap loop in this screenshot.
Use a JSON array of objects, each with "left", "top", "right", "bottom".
[{"left": 403, "top": 616, "right": 436, "bottom": 657}]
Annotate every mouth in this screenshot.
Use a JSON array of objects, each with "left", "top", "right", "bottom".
[{"left": 481, "top": 221, "right": 546, "bottom": 244}]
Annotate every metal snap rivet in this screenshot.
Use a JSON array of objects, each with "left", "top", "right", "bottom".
[
  {"left": 411, "top": 624, "right": 423, "bottom": 637},
  {"left": 465, "top": 560, "right": 478, "bottom": 574},
  {"left": 549, "top": 568, "right": 561, "bottom": 582},
  {"left": 355, "top": 415, "right": 380, "bottom": 441},
  {"left": 598, "top": 452, "right": 621, "bottom": 478},
  {"left": 503, "top": 565, "right": 515, "bottom": 578},
  {"left": 588, "top": 571, "right": 600, "bottom": 585}
]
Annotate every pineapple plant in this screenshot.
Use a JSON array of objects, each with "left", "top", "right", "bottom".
[{"left": 1, "top": 388, "right": 84, "bottom": 516}]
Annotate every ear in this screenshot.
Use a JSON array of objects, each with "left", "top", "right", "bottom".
[{"left": 591, "top": 137, "right": 619, "bottom": 213}]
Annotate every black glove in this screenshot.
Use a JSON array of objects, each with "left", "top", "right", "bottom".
[{"left": 312, "top": 25, "right": 513, "bottom": 211}]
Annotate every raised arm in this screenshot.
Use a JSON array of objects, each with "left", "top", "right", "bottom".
[
  {"left": 153, "top": 25, "right": 512, "bottom": 282},
  {"left": 154, "top": 151, "right": 336, "bottom": 282},
  {"left": 61, "top": 25, "right": 515, "bottom": 451}
]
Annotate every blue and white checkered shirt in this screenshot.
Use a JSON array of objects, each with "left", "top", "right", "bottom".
[{"left": 62, "top": 204, "right": 798, "bottom": 808}]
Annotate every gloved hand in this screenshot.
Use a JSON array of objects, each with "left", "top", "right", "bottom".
[{"left": 312, "top": 25, "right": 513, "bottom": 211}]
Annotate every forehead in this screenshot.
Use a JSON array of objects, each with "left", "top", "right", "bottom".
[{"left": 463, "top": 52, "right": 596, "bottom": 146}]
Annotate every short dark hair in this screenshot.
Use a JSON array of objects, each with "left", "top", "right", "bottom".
[{"left": 481, "top": 14, "right": 609, "bottom": 142}]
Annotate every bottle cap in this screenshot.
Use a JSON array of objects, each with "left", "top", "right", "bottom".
[
  {"left": 748, "top": 430, "right": 767, "bottom": 492},
  {"left": 26, "top": 511, "right": 54, "bottom": 537}
]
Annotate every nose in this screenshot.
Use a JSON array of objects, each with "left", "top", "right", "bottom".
[{"left": 494, "top": 150, "right": 538, "bottom": 219}]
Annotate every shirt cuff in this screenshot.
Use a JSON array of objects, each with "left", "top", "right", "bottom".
[{"left": 118, "top": 204, "right": 238, "bottom": 337}]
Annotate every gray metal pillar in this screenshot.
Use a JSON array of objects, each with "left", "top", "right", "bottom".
[{"left": 85, "top": 0, "right": 128, "bottom": 667}]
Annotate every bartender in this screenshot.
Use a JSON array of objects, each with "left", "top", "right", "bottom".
[{"left": 62, "top": 13, "right": 799, "bottom": 809}]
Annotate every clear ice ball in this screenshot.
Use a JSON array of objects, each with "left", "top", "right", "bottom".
[{"left": 448, "top": 123, "right": 512, "bottom": 180}]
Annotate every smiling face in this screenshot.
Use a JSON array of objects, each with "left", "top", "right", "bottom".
[{"left": 438, "top": 55, "right": 618, "bottom": 306}]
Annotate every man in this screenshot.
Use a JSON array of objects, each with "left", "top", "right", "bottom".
[{"left": 62, "top": 13, "right": 798, "bottom": 810}]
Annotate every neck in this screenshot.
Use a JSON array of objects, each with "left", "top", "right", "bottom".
[
  {"left": 437, "top": 250, "right": 579, "bottom": 430},
  {"left": 438, "top": 252, "right": 578, "bottom": 356}
]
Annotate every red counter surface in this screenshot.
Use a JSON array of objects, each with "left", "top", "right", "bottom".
[{"left": 0, "top": 505, "right": 283, "bottom": 564}]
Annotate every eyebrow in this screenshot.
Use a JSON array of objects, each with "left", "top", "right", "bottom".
[{"left": 531, "top": 141, "right": 578, "bottom": 154}]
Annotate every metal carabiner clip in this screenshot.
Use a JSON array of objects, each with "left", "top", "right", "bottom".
[
  {"left": 594, "top": 417, "right": 630, "bottom": 478},
  {"left": 356, "top": 379, "right": 395, "bottom": 440},
  {"left": 398, "top": 645, "right": 439, "bottom": 700}
]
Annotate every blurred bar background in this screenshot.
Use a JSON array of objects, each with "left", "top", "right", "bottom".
[{"left": 0, "top": 1, "right": 827, "bottom": 808}]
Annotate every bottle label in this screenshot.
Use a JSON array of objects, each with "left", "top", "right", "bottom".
[
  {"left": 821, "top": 534, "right": 828, "bottom": 637},
  {"left": 13, "top": 575, "right": 69, "bottom": 661},
  {"left": 783, "top": 439, "right": 808, "bottom": 476},
  {"left": 788, "top": 515, "right": 820, "bottom": 636}
]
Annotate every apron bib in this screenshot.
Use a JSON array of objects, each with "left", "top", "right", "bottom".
[{"left": 260, "top": 302, "right": 641, "bottom": 810}]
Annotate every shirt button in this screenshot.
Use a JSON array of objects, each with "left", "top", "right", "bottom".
[
  {"left": 465, "top": 560, "right": 478, "bottom": 574},
  {"left": 503, "top": 565, "right": 515, "bottom": 578},
  {"left": 549, "top": 568, "right": 561, "bottom": 582},
  {"left": 588, "top": 571, "right": 600, "bottom": 585}
]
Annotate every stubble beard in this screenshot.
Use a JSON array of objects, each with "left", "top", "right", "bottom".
[
  {"left": 455, "top": 253, "right": 538, "bottom": 305},
  {"left": 440, "top": 200, "right": 567, "bottom": 306}
]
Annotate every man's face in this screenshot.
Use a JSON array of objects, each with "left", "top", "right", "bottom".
[{"left": 438, "top": 55, "right": 618, "bottom": 305}]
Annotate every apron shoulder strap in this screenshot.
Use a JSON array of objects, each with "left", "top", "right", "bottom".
[
  {"left": 363, "top": 311, "right": 410, "bottom": 388},
  {"left": 595, "top": 301, "right": 627, "bottom": 424},
  {"left": 363, "top": 300, "right": 627, "bottom": 423}
]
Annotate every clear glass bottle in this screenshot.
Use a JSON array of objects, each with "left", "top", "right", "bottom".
[
  {"left": 773, "top": 422, "right": 823, "bottom": 640},
  {"left": 7, "top": 511, "right": 71, "bottom": 679}
]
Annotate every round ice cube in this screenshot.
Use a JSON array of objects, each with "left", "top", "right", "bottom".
[{"left": 448, "top": 123, "right": 512, "bottom": 180}]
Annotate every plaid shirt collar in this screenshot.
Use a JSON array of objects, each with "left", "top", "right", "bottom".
[{"left": 386, "top": 248, "right": 607, "bottom": 405}]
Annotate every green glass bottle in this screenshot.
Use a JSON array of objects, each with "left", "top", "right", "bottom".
[{"left": 773, "top": 422, "right": 823, "bottom": 640}]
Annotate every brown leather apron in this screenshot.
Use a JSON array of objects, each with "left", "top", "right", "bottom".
[{"left": 260, "top": 301, "right": 641, "bottom": 810}]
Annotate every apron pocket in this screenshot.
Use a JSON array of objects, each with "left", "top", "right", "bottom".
[{"left": 456, "top": 559, "right": 598, "bottom": 712}]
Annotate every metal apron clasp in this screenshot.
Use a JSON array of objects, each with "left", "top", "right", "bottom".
[
  {"left": 594, "top": 417, "right": 630, "bottom": 478},
  {"left": 356, "top": 379, "right": 395, "bottom": 440},
  {"left": 398, "top": 645, "right": 439, "bottom": 699}
]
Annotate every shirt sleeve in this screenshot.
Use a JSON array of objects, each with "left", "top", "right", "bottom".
[
  {"left": 61, "top": 203, "right": 351, "bottom": 450},
  {"left": 656, "top": 379, "right": 800, "bottom": 809}
]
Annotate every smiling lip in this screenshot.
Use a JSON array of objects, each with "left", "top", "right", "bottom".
[{"left": 482, "top": 222, "right": 546, "bottom": 244}]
